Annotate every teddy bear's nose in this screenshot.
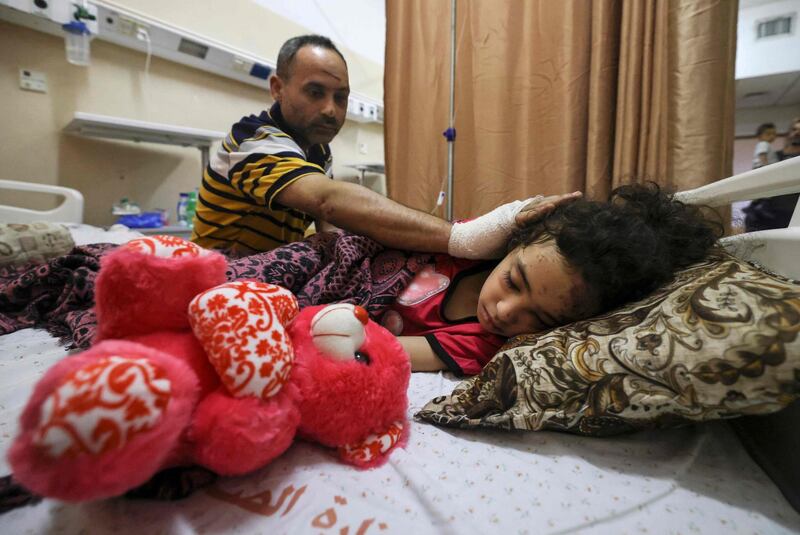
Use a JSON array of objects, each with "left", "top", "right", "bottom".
[{"left": 353, "top": 305, "right": 368, "bottom": 325}]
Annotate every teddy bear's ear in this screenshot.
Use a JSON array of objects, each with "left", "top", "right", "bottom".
[
  {"left": 189, "top": 281, "right": 299, "bottom": 400},
  {"left": 337, "top": 420, "right": 406, "bottom": 468}
]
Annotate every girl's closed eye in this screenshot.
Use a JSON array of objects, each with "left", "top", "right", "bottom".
[{"left": 503, "top": 270, "right": 518, "bottom": 291}]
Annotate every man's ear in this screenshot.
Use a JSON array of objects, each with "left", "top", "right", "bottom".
[{"left": 269, "top": 74, "right": 283, "bottom": 102}]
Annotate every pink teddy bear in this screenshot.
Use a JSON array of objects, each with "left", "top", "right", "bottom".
[{"left": 9, "top": 236, "right": 410, "bottom": 502}]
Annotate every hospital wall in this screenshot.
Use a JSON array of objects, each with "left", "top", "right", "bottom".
[
  {"left": 113, "top": 0, "right": 385, "bottom": 99},
  {"left": 736, "top": 0, "right": 800, "bottom": 80},
  {"left": 0, "top": 5, "right": 385, "bottom": 227},
  {"left": 735, "top": 105, "right": 800, "bottom": 137}
]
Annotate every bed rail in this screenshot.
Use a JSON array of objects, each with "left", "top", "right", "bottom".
[
  {"left": 0, "top": 180, "right": 84, "bottom": 224},
  {"left": 675, "top": 157, "right": 800, "bottom": 211},
  {"left": 675, "top": 157, "right": 800, "bottom": 278}
]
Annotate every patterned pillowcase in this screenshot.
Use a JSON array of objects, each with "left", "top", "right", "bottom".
[
  {"left": 0, "top": 222, "right": 75, "bottom": 267},
  {"left": 417, "top": 251, "right": 800, "bottom": 437}
]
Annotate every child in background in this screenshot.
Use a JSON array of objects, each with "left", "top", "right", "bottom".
[
  {"left": 744, "top": 119, "right": 800, "bottom": 231},
  {"left": 753, "top": 123, "right": 779, "bottom": 169},
  {"left": 387, "top": 184, "right": 722, "bottom": 375}
]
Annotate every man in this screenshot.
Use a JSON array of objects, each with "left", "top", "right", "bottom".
[
  {"left": 779, "top": 117, "right": 800, "bottom": 160},
  {"left": 744, "top": 118, "right": 800, "bottom": 232},
  {"left": 192, "top": 34, "right": 575, "bottom": 257}
]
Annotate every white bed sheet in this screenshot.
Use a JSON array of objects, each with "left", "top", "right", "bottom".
[
  {"left": 1, "top": 328, "right": 798, "bottom": 534},
  {"left": 63, "top": 223, "right": 144, "bottom": 246}
]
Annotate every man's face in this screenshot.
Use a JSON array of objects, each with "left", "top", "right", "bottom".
[
  {"left": 761, "top": 127, "right": 777, "bottom": 143},
  {"left": 789, "top": 120, "right": 800, "bottom": 143},
  {"left": 270, "top": 46, "right": 349, "bottom": 148}
]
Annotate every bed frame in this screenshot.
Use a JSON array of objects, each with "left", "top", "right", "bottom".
[
  {"left": 0, "top": 179, "right": 84, "bottom": 224},
  {"left": 675, "top": 157, "right": 800, "bottom": 279}
]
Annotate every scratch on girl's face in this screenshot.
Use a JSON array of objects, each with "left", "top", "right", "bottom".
[{"left": 477, "top": 242, "right": 595, "bottom": 337}]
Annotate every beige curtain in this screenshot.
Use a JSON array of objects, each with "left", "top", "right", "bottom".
[{"left": 384, "top": 0, "right": 737, "bottom": 219}]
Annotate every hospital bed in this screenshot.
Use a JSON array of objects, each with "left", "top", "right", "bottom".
[{"left": 0, "top": 162, "right": 799, "bottom": 534}]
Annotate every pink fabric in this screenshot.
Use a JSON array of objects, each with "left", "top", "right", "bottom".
[
  {"left": 189, "top": 387, "right": 301, "bottom": 475},
  {"left": 8, "top": 340, "right": 200, "bottom": 502},
  {"left": 9, "top": 242, "right": 411, "bottom": 503},
  {"left": 0, "top": 233, "right": 430, "bottom": 350},
  {"left": 290, "top": 305, "right": 410, "bottom": 457},
  {"left": 94, "top": 248, "right": 229, "bottom": 342}
]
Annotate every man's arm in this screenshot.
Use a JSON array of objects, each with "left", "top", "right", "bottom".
[
  {"left": 277, "top": 172, "right": 581, "bottom": 257},
  {"left": 277, "top": 173, "right": 452, "bottom": 252}
]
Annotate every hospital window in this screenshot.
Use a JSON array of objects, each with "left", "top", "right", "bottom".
[{"left": 756, "top": 15, "right": 793, "bottom": 39}]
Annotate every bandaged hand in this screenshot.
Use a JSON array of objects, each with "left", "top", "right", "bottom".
[
  {"left": 447, "top": 192, "right": 582, "bottom": 259},
  {"left": 448, "top": 197, "right": 540, "bottom": 259}
]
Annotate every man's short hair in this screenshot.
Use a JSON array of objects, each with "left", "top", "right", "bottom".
[
  {"left": 756, "top": 122, "right": 776, "bottom": 137},
  {"left": 276, "top": 35, "right": 347, "bottom": 79}
]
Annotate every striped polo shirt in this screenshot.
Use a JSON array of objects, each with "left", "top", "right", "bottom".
[{"left": 191, "top": 103, "right": 332, "bottom": 253}]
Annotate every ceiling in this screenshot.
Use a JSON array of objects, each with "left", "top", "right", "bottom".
[
  {"left": 736, "top": 71, "right": 800, "bottom": 108},
  {"left": 253, "top": 0, "right": 385, "bottom": 65},
  {"left": 740, "top": 0, "right": 786, "bottom": 7}
]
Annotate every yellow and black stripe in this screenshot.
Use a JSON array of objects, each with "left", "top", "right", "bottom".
[{"left": 192, "top": 103, "right": 332, "bottom": 253}]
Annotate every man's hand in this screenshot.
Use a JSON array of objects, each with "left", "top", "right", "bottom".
[
  {"left": 515, "top": 191, "right": 582, "bottom": 227},
  {"left": 448, "top": 191, "right": 584, "bottom": 259}
]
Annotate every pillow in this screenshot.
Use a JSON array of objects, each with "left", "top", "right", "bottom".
[
  {"left": 416, "top": 251, "right": 800, "bottom": 437},
  {"left": 0, "top": 222, "right": 75, "bottom": 267}
]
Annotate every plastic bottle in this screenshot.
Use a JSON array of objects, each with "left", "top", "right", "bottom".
[
  {"left": 177, "top": 192, "right": 189, "bottom": 226},
  {"left": 62, "top": 21, "right": 91, "bottom": 66},
  {"left": 185, "top": 190, "right": 197, "bottom": 227}
]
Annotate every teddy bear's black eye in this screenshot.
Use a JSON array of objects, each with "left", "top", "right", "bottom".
[{"left": 354, "top": 351, "right": 370, "bottom": 365}]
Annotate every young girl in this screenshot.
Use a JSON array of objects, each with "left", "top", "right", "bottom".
[{"left": 385, "top": 183, "right": 722, "bottom": 375}]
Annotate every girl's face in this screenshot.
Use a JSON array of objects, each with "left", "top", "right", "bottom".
[{"left": 477, "top": 241, "right": 595, "bottom": 337}]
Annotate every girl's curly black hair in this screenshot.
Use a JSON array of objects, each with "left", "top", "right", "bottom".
[{"left": 508, "top": 183, "right": 724, "bottom": 312}]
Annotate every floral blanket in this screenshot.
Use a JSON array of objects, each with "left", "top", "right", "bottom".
[{"left": 0, "top": 231, "right": 431, "bottom": 349}]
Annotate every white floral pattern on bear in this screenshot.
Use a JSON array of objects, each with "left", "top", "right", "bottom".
[
  {"left": 189, "top": 281, "right": 298, "bottom": 400},
  {"left": 123, "top": 235, "right": 211, "bottom": 258},
  {"left": 34, "top": 356, "right": 171, "bottom": 458}
]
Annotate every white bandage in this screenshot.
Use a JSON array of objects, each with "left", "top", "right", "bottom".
[{"left": 448, "top": 197, "right": 542, "bottom": 259}]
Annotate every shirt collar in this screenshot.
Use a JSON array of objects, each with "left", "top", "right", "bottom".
[
  {"left": 267, "top": 102, "right": 329, "bottom": 162},
  {"left": 268, "top": 102, "right": 308, "bottom": 144}
]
